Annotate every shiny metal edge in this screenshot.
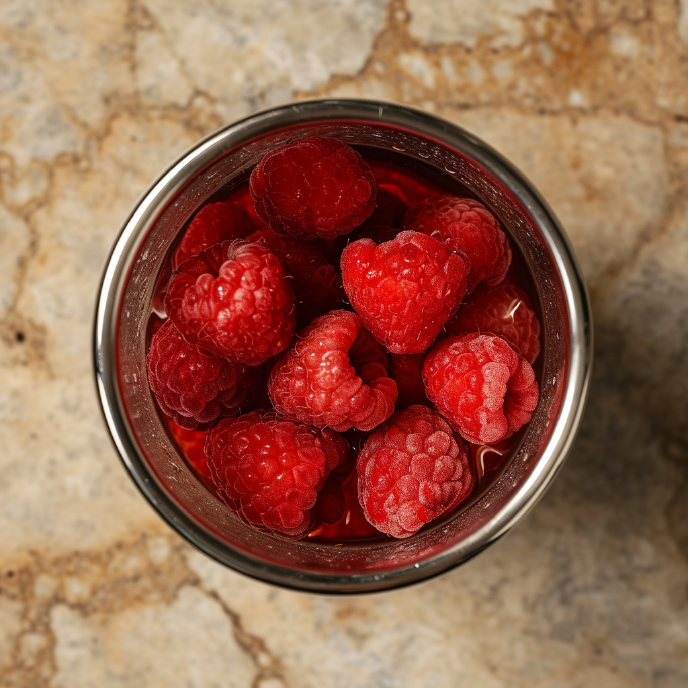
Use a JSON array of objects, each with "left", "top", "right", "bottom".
[{"left": 94, "top": 99, "right": 592, "bottom": 594}]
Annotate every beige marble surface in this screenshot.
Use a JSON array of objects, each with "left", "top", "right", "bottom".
[{"left": 1, "top": 1, "right": 687, "bottom": 686}]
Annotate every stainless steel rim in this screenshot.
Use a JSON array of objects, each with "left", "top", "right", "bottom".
[{"left": 94, "top": 99, "right": 592, "bottom": 593}]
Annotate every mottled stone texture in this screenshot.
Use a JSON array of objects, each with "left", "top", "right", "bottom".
[{"left": 0, "top": 0, "right": 687, "bottom": 686}]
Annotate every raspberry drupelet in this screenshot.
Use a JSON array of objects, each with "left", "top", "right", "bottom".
[
  {"left": 249, "top": 136, "right": 377, "bottom": 240},
  {"left": 205, "top": 412, "right": 349, "bottom": 537},
  {"left": 444, "top": 280, "right": 541, "bottom": 364},
  {"left": 164, "top": 240, "right": 296, "bottom": 366},
  {"left": 146, "top": 320, "right": 261, "bottom": 429},
  {"left": 341, "top": 230, "right": 468, "bottom": 354},
  {"left": 268, "top": 310, "right": 398, "bottom": 432},
  {"left": 357, "top": 405, "right": 474, "bottom": 538},
  {"left": 423, "top": 333, "right": 539, "bottom": 445},
  {"left": 404, "top": 195, "right": 511, "bottom": 292},
  {"left": 172, "top": 200, "right": 256, "bottom": 269}
]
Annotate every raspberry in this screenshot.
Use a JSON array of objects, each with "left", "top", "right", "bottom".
[
  {"left": 390, "top": 353, "right": 428, "bottom": 407},
  {"left": 172, "top": 201, "right": 255, "bottom": 269},
  {"left": 341, "top": 231, "right": 468, "bottom": 354},
  {"left": 357, "top": 405, "right": 474, "bottom": 538},
  {"left": 205, "top": 412, "right": 349, "bottom": 537},
  {"left": 444, "top": 281, "right": 541, "bottom": 364},
  {"left": 268, "top": 310, "right": 398, "bottom": 432},
  {"left": 347, "top": 188, "right": 407, "bottom": 245},
  {"left": 313, "top": 473, "right": 347, "bottom": 526},
  {"left": 404, "top": 195, "right": 511, "bottom": 292},
  {"left": 249, "top": 137, "right": 377, "bottom": 240},
  {"left": 146, "top": 320, "right": 260, "bottom": 429},
  {"left": 246, "top": 227, "right": 343, "bottom": 327},
  {"left": 423, "top": 333, "right": 539, "bottom": 444},
  {"left": 164, "top": 240, "right": 295, "bottom": 366}
]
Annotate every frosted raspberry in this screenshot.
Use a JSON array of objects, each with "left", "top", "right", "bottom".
[
  {"left": 172, "top": 201, "right": 255, "bottom": 269},
  {"left": 423, "top": 333, "right": 539, "bottom": 444},
  {"left": 444, "top": 281, "right": 541, "bottom": 364},
  {"left": 347, "top": 188, "right": 407, "bottom": 245},
  {"left": 268, "top": 310, "right": 398, "bottom": 432},
  {"left": 404, "top": 195, "right": 511, "bottom": 292},
  {"left": 357, "top": 405, "right": 474, "bottom": 538},
  {"left": 249, "top": 137, "right": 377, "bottom": 240},
  {"left": 390, "top": 353, "right": 428, "bottom": 407},
  {"left": 246, "top": 227, "right": 343, "bottom": 327},
  {"left": 205, "top": 412, "right": 349, "bottom": 537},
  {"left": 341, "top": 231, "right": 468, "bottom": 354},
  {"left": 146, "top": 320, "right": 260, "bottom": 429},
  {"left": 164, "top": 240, "right": 295, "bottom": 366}
]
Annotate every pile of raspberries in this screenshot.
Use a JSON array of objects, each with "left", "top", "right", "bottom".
[{"left": 147, "top": 136, "right": 541, "bottom": 540}]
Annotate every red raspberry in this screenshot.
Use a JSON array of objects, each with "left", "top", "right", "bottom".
[
  {"left": 205, "top": 412, "right": 349, "bottom": 537},
  {"left": 357, "top": 405, "right": 474, "bottom": 538},
  {"left": 347, "top": 188, "right": 407, "bottom": 245},
  {"left": 172, "top": 201, "right": 255, "bottom": 269},
  {"left": 164, "top": 240, "right": 295, "bottom": 366},
  {"left": 390, "top": 353, "right": 428, "bottom": 407},
  {"left": 146, "top": 320, "right": 260, "bottom": 429},
  {"left": 312, "top": 473, "right": 347, "bottom": 526},
  {"left": 249, "top": 137, "right": 377, "bottom": 240},
  {"left": 246, "top": 227, "right": 343, "bottom": 327},
  {"left": 404, "top": 195, "right": 511, "bottom": 292},
  {"left": 423, "top": 333, "right": 539, "bottom": 445},
  {"left": 268, "top": 310, "right": 398, "bottom": 432},
  {"left": 319, "top": 188, "right": 409, "bottom": 271},
  {"left": 341, "top": 231, "right": 468, "bottom": 354},
  {"left": 444, "top": 281, "right": 541, "bottom": 364}
]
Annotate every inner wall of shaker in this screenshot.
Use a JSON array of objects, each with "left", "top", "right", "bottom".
[{"left": 116, "top": 120, "right": 568, "bottom": 575}]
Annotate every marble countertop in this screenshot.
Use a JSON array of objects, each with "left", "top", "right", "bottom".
[{"left": 1, "top": 1, "right": 688, "bottom": 686}]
